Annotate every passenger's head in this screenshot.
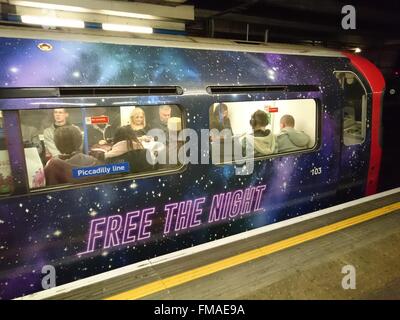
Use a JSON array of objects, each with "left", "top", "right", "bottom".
[
  {"left": 214, "top": 103, "right": 229, "bottom": 121},
  {"left": 90, "top": 107, "right": 107, "bottom": 116},
  {"left": 53, "top": 108, "right": 69, "bottom": 126},
  {"left": 54, "top": 125, "right": 82, "bottom": 155},
  {"left": 113, "top": 126, "right": 140, "bottom": 147},
  {"left": 130, "top": 108, "right": 146, "bottom": 128},
  {"left": 159, "top": 105, "right": 172, "bottom": 124},
  {"left": 280, "top": 114, "right": 295, "bottom": 129},
  {"left": 250, "top": 110, "right": 269, "bottom": 130}
]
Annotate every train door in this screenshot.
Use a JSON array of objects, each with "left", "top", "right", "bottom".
[{"left": 335, "top": 71, "right": 369, "bottom": 199}]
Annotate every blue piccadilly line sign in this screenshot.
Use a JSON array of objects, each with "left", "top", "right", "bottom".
[{"left": 72, "top": 162, "right": 130, "bottom": 179}]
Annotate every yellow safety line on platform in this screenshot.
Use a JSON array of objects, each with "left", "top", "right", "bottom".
[{"left": 105, "top": 201, "right": 400, "bottom": 300}]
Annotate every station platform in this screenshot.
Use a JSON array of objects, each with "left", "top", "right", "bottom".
[{"left": 24, "top": 188, "right": 400, "bottom": 300}]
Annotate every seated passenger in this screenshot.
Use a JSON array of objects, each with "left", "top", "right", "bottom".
[
  {"left": 149, "top": 105, "right": 172, "bottom": 140},
  {"left": 210, "top": 103, "right": 233, "bottom": 141},
  {"left": 105, "top": 126, "right": 153, "bottom": 173},
  {"left": 86, "top": 109, "right": 115, "bottom": 150},
  {"left": 277, "top": 115, "right": 310, "bottom": 153},
  {"left": 44, "top": 108, "right": 76, "bottom": 158},
  {"left": 128, "top": 107, "right": 148, "bottom": 139},
  {"left": 44, "top": 125, "right": 99, "bottom": 185},
  {"left": 239, "top": 110, "right": 276, "bottom": 157}
]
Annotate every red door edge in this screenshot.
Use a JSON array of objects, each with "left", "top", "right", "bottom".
[{"left": 342, "top": 52, "right": 385, "bottom": 196}]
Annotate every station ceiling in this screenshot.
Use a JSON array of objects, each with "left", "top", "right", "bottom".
[{"left": 132, "top": 0, "right": 400, "bottom": 49}]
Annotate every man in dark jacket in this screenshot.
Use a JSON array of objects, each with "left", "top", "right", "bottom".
[
  {"left": 149, "top": 105, "right": 172, "bottom": 136},
  {"left": 87, "top": 123, "right": 115, "bottom": 149}
]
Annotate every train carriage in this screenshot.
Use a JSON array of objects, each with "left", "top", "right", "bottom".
[{"left": 0, "top": 26, "right": 384, "bottom": 299}]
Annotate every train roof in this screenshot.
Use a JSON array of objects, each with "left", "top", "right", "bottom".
[{"left": 0, "top": 25, "right": 344, "bottom": 58}]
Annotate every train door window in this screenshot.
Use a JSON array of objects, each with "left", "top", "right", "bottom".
[
  {"left": 0, "top": 111, "right": 14, "bottom": 195},
  {"left": 19, "top": 105, "right": 183, "bottom": 190},
  {"left": 209, "top": 99, "right": 317, "bottom": 163},
  {"left": 335, "top": 71, "right": 367, "bottom": 145}
]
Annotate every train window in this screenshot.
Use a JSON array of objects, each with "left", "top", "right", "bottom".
[
  {"left": 0, "top": 111, "right": 14, "bottom": 195},
  {"left": 19, "top": 105, "right": 183, "bottom": 190},
  {"left": 335, "top": 71, "right": 367, "bottom": 145},
  {"left": 209, "top": 99, "right": 317, "bottom": 163}
]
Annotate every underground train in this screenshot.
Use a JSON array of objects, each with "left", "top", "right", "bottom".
[{"left": 0, "top": 26, "right": 384, "bottom": 299}]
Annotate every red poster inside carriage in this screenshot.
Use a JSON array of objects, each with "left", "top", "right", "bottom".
[
  {"left": 85, "top": 116, "right": 110, "bottom": 125},
  {"left": 264, "top": 105, "right": 278, "bottom": 113}
]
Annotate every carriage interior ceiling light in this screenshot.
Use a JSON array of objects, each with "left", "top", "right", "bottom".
[
  {"left": 102, "top": 23, "right": 153, "bottom": 34},
  {"left": 21, "top": 15, "right": 85, "bottom": 28},
  {"left": 10, "top": 1, "right": 186, "bottom": 21},
  {"left": 9, "top": 1, "right": 88, "bottom": 13}
]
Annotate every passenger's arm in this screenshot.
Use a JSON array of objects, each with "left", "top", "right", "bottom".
[{"left": 43, "top": 128, "right": 60, "bottom": 157}]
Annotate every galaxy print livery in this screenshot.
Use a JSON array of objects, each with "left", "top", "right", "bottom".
[{"left": 0, "top": 28, "right": 384, "bottom": 299}]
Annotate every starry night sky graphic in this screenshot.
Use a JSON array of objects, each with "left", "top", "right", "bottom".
[{"left": 0, "top": 37, "right": 371, "bottom": 299}]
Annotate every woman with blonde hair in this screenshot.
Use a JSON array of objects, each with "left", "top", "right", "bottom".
[{"left": 129, "top": 107, "right": 148, "bottom": 138}]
